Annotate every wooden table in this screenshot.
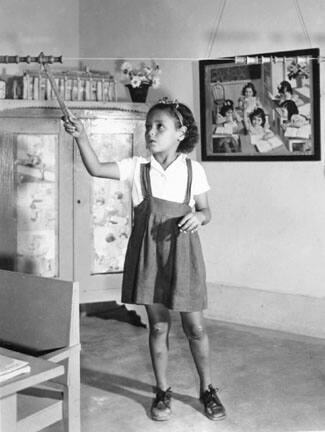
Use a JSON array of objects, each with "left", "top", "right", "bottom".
[{"left": 0, "top": 347, "right": 64, "bottom": 432}]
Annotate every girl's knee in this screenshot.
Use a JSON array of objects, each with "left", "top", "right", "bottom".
[
  {"left": 184, "top": 323, "right": 206, "bottom": 341},
  {"left": 150, "top": 322, "right": 169, "bottom": 337}
]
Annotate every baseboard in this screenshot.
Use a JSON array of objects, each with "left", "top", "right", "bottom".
[{"left": 205, "top": 282, "right": 325, "bottom": 339}]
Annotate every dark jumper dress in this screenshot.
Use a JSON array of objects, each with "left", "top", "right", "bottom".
[{"left": 121, "top": 158, "right": 207, "bottom": 312}]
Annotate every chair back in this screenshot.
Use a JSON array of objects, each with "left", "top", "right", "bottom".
[{"left": 0, "top": 269, "right": 79, "bottom": 354}]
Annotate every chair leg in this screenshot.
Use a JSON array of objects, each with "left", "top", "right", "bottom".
[{"left": 63, "top": 351, "right": 81, "bottom": 432}]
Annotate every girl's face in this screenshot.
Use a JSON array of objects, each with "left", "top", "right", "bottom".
[
  {"left": 284, "top": 90, "right": 291, "bottom": 100},
  {"left": 145, "top": 109, "right": 181, "bottom": 155},
  {"left": 251, "top": 115, "right": 263, "bottom": 127},
  {"left": 224, "top": 109, "right": 233, "bottom": 121},
  {"left": 244, "top": 87, "right": 254, "bottom": 98}
]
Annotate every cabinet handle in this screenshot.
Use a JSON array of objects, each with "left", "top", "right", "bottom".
[{"left": 77, "top": 199, "right": 81, "bottom": 204}]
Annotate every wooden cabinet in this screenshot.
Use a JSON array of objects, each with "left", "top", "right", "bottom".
[{"left": 0, "top": 101, "right": 148, "bottom": 303}]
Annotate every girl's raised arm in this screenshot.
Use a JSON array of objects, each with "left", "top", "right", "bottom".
[{"left": 63, "top": 115, "right": 120, "bottom": 180}]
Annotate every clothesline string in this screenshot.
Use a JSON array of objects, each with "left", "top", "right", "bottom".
[{"left": 63, "top": 56, "right": 323, "bottom": 62}]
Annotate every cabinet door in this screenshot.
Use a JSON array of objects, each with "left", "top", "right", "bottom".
[
  {"left": 73, "top": 110, "right": 147, "bottom": 303},
  {"left": 0, "top": 110, "right": 73, "bottom": 279}
]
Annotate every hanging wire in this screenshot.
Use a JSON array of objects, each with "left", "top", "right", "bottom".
[
  {"left": 206, "top": 0, "right": 228, "bottom": 58},
  {"left": 65, "top": 1, "right": 318, "bottom": 64},
  {"left": 293, "top": 0, "right": 313, "bottom": 48}
]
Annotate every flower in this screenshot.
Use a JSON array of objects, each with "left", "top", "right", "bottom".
[
  {"left": 287, "top": 59, "right": 309, "bottom": 80},
  {"left": 121, "top": 62, "right": 133, "bottom": 74},
  {"left": 120, "top": 61, "right": 161, "bottom": 88},
  {"left": 130, "top": 75, "right": 142, "bottom": 88}
]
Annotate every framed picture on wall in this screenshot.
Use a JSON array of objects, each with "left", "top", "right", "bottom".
[{"left": 199, "top": 48, "right": 320, "bottom": 161}]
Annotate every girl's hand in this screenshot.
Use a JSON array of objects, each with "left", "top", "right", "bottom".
[
  {"left": 62, "top": 115, "right": 85, "bottom": 138},
  {"left": 178, "top": 212, "right": 203, "bottom": 234},
  {"left": 264, "top": 130, "right": 274, "bottom": 139},
  {"left": 216, "top": 113, "right": 225, "bottom": 124}
]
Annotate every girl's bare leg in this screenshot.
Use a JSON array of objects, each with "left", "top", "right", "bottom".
[
  {"left": 146, "top": 304, "right": 171, "bottom": 391},
  {"left": 180, "top": 310, "right": 211, "bottom": 393}
]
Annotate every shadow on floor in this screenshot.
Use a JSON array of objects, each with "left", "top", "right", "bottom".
[
  {"left": 83, "top": 301, "right": 146, "bottom": 328},
  {"left": 81, "top": 367, "right": 203, "bottom": 420}
]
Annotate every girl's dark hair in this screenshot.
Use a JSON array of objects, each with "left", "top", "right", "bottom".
[
  {"left": 277, "top": 80, "right": 293, "bottom": 95},
  {"left": 242, "top": 82, "right": 257, "bottom": 96},
  {"left": 249, "top": 107, "right": 266, "bottom": 126},
  {"left": 219, "top": 99, "right": 234, "bottom": 117},
  {"left": 147, "top": 101, "right": 199, "bottom": 153},
  {"left": 281, "top": 100, "right": 299, "bottom": 120}
]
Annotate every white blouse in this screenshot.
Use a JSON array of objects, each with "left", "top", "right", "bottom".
[{"left": 117, "top": 153, "right": 210, "bottom": 207}]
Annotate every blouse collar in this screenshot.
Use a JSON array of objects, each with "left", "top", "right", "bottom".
[{"left": 150, "top": 153, "right": 186, "bottom": 173}]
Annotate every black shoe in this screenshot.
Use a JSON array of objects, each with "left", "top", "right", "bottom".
[
  {"left": 200, "top": 385, "right": 226, "bottom": 421},
  {"left": 151, "top": 387, "right": 172, "bottom": 421}
]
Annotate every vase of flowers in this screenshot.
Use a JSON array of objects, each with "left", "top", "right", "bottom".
[
  {"left": 121, "top": 61, "right": 161, "bottom": 102},
  {"left": 287, "top": 59, "right": 309, "bottom": 88}
]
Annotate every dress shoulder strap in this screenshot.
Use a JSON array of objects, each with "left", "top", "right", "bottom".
[
  {"left": 184, "top": 157, "right": 193, "bottom": 205},
  {"left": 140, "top": 162, "right": 152, "bottom": 197}
]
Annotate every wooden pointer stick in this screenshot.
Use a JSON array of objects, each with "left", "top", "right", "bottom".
[{"left": 43, "top": 63, "right": 72, "bottom": 119}]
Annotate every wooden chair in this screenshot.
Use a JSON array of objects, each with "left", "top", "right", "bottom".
[{"left": 0, "top": 269, "right": 80, "bottom": 431}]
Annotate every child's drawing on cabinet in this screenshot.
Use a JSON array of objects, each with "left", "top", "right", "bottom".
[
  {"left": 14, "top": 134, "right": 58, "bottom": 277},
  {"left": 90, "top": 133, "right": 133, "bottom": 274}
]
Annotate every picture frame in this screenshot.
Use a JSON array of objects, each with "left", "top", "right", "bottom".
[{"left": 199, "top": 48, "right": 320, "bottom": 161}]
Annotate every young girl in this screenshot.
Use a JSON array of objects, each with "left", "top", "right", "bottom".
[
  {"left": 216, "top": 99, "right": 241, "bottom": 133},
  {"left": 277, "top": 80, "right": 294, "bottom": 103},
  {"left": 277, "top": 80, "right": 299, "bottom": 121},
  {"left": 244, "top": 107, "right": 273, "bottom": 139},
  {"left": 63, "top": 99, "right": 226, "bottom": 422},
  {"left": 238, "top": 82, "right": 260, "bottom": 114}
]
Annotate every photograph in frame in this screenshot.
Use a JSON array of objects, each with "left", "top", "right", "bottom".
[{"left": 199, "top": 48, "right": 320, "bottom": 161}]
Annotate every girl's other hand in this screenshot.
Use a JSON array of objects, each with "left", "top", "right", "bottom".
[
  {"left": 178, "top": 212, "right": 203, "bottom": 234},
  {"left": 62, "top": 115, "right": 84, "bottom": 138}
]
